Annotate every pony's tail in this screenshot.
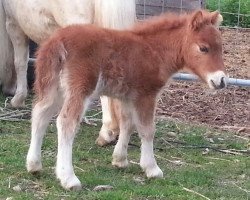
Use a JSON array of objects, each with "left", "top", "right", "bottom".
[
  {"left": 0, "top": 1, "right": 16, "bottom": 95},
  {"left": 34, "top": 36, "right": 67, "bottom": 101},
  {"left": 94, "top": 0, "right": 136, "bottom": 30}
]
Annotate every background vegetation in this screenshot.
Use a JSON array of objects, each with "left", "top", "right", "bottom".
[{"left": 206, "top": 0, "right": 250, "bottom": 28}]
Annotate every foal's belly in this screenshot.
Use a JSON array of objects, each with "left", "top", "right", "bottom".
[{"left": 96, "top": 76, "right": 136, "bottom": 100}]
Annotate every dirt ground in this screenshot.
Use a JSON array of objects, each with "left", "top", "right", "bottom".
[
  {"left": 1, "top": 29, "right": 248, "bottom": 134},
  {"left": 157, "top": 28, "right": 250, "bottom": 133}
]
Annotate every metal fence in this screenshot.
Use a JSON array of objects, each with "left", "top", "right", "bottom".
[
  {"left": 136, "top": 0, "right": 204, "bottom": 19},
  {"left": 135, "top": 0, "right": 250, "bottom": 28},
  {"left": 205, "top": 0, "right": 250, "bottom": 28}
]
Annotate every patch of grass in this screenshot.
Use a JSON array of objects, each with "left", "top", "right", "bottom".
[
  {"left": 206, "top": 0, "right": 250, "bottom": 28},
  {"left": 0, "top": 94, "right": 250, "bottom": 199}
]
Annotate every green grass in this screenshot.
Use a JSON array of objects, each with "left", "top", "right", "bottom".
[
  {"left": 0, "top": 94, "right": 250, "bottom": 199},
  {"left": 206, "top": 0, "right": 250, "bottom": 28}
]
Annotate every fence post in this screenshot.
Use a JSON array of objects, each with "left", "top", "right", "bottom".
[{"left": 200, "top": 0, "right": 206, "bottom": 9}]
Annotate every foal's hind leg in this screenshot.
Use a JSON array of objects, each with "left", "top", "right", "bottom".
[
  {"left": 5, "top": 19, "right": 29, "bottom": 107},
  {"left": 134, "top": 96, "right": 163, "bottom": 178},
  {"left": 112, "top": 101, "right": 133, "bottom": 168},
  {"left": 56, "top": 93, "right": 89, "bottom": 191},
  {"left": 27, "top": 87, "right": 62, "bottom": 173},
  {"left": 96, "top": 97, "right": 120, "bottom": 146}
]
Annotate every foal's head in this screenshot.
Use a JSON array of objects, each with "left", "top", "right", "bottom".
[{"left": 183, "top": 10, "right": 227, "bottom": 89}]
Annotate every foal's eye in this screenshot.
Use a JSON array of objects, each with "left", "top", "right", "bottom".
[{"left": 199, "top": 46, "right": 209, "bottom": 53}]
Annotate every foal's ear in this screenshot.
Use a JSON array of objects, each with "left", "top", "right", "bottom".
[
  {"left": 211, "top": 11, "right": 223, "bottom": 27},
  {"left": 190, "top": 11, "right": 204, "bottom": 31}
]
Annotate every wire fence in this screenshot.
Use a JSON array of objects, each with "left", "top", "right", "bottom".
[
  {"left": 205, "top": 0, "right": 250, "bottom": 28},
  {"left": 135, "top": 0, "right": 250, "bottom": 28}
]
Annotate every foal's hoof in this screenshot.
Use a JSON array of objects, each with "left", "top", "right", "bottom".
[
  {"left": 96, "top": 136, "right": 110, "bottom": 147},
  {"left": 10, "top": 98, "right": 25, "bottom": 108},
  {"left": 96, "top": 135, "right": 117, "bottom": 147},
  {"left": 144, "top": 166, "right": 163, "bottom": 179},
  {"left": 59, "top": 176, "right": 82, "bottom": 191},
  {"left": 26, "top": 160, "right": 42, "bottom": 173},
  {"left": 96, "top": 131, "right": 118, "bottom": 147},
  {"left": 112, "top": 159, "right": 129, "bottom": 168}
]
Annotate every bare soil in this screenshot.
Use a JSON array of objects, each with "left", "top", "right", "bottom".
[{"left": 157, "top": 28, "right": 250, "bottom": 133}]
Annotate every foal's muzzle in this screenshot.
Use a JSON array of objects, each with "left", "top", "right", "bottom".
[{"left": 207, "top": 71, "right": 227, "bottom": 89}]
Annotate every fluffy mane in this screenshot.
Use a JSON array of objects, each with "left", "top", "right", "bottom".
[
  {"left": 133, "top": 13, "right": 187, "bottom": 35},
  {"left": 133, "top": 10, "right": 221, "bottom": 35}
]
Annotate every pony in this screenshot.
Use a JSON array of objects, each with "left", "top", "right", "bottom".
[
  {"left": 0, "top": 0, "right": 136, "bottom": 146},
  {"left": 26, "top": 10, "right": 227, "bottom": 190}
]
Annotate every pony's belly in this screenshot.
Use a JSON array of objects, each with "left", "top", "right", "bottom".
[
  {"left": 20, "top": 21, "right": 58, "bottom": 44},
  {"left": 17, "top": 11, "right": 58, "bottom": 43},
  {"left": 3, "top": 0, "right": 59, "bottom": 43}
]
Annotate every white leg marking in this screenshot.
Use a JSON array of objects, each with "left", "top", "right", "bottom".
[
  {"left": 56, "top": 113, "right": 82, "bottom": 191},
  {"left": 135, "top": 115, "right": 163, "bottom": 178},
  {"left": 27, "top": 91, "right": 62, "bottom": 173},
  {"left": 112, "top": 130, "right": 131, "bottom": 168},
  {"left": 56, "top": 96, "right": 89, "bottom": 190},
  {"left": 97, "top": 96, "right": 118, "bottom": 146},
  {"left": 112, "top": 103, "right": 132, "bottom": 168},
  {"left": 140, "top": 138, "right": 163, "bottom": 178}
]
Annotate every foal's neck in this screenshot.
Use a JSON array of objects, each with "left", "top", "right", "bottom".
[{"left": 135, "top": 20, "right": 187, "bottom": 81}]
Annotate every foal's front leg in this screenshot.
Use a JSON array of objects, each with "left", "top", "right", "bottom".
[
  {"left": 112, "top": 102, "right": 133, "bottom": 168},
  {"left": 134, "top": 96, "right": 163, "bottom": 178},
  {"left": 56, "top": 95, "right": 88, "bottom": 191}
]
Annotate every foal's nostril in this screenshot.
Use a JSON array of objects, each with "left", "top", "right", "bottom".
[
  {"left": 219, "top": 77, "right": 226, "bottom": 88},
  {"left": 207, "top": 71, "right": 227, "bottom": 90}
]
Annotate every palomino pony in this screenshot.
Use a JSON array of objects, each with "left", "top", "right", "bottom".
[
  {"left": 0, "top": 0, "right": 135, "bottom": 146},
  {"left": 27, "top": 10, "right": 227, "bottom": 190}
]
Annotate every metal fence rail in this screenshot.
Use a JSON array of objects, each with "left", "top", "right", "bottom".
[
  {"left": 133, "top": 0, "right": 250, "bottom": 87},
  {"left": 172, "top": 73, "right": 250, "bottom": 87}
]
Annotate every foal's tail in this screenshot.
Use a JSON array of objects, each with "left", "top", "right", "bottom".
[
  {"left": 94, "top": 0, "right": 136, "bottom": 30},
  {"left": 0, "top": 0, "right": 15, "bottom": 95},
  {"left": 34, "top": 36, "right": 67, "bottom": 101}
]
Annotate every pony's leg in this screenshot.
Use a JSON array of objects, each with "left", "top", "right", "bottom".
[
  {"left": 96, "top": 96, "right": 120, "bottom": 146},
  {"left": 56, "top": 94, "right": 89, "bottom": 191},
  {"left": 5, "top": 19, "right": 29, "bottom": 107},
  {"left": 27, "top": 88, "right": 62, "bottom": 173},
  {"left": 2, "top": 65, "right": 16, "bottom": 96},
  {"left": 112, "top": 101, "right": 133, "bottom": 168},
  {"left": 134, "top": 96, "right": 163, "bottom": 178},
  {"left": 0, "top": 2, "right": 16, "bottom": 96}
]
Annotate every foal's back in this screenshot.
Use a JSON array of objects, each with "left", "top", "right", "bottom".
[{"left": 43, "top": 25, "right": 164, "bottom": 97}]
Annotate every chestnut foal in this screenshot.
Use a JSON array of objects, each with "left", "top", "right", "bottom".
[{"left": 27, "top": 10, "right": 227, "bottom": 190}]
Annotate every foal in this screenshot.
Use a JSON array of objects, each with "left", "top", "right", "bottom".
[{"left": 27, "top": 10, "right": 227, "bottom": 190}]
